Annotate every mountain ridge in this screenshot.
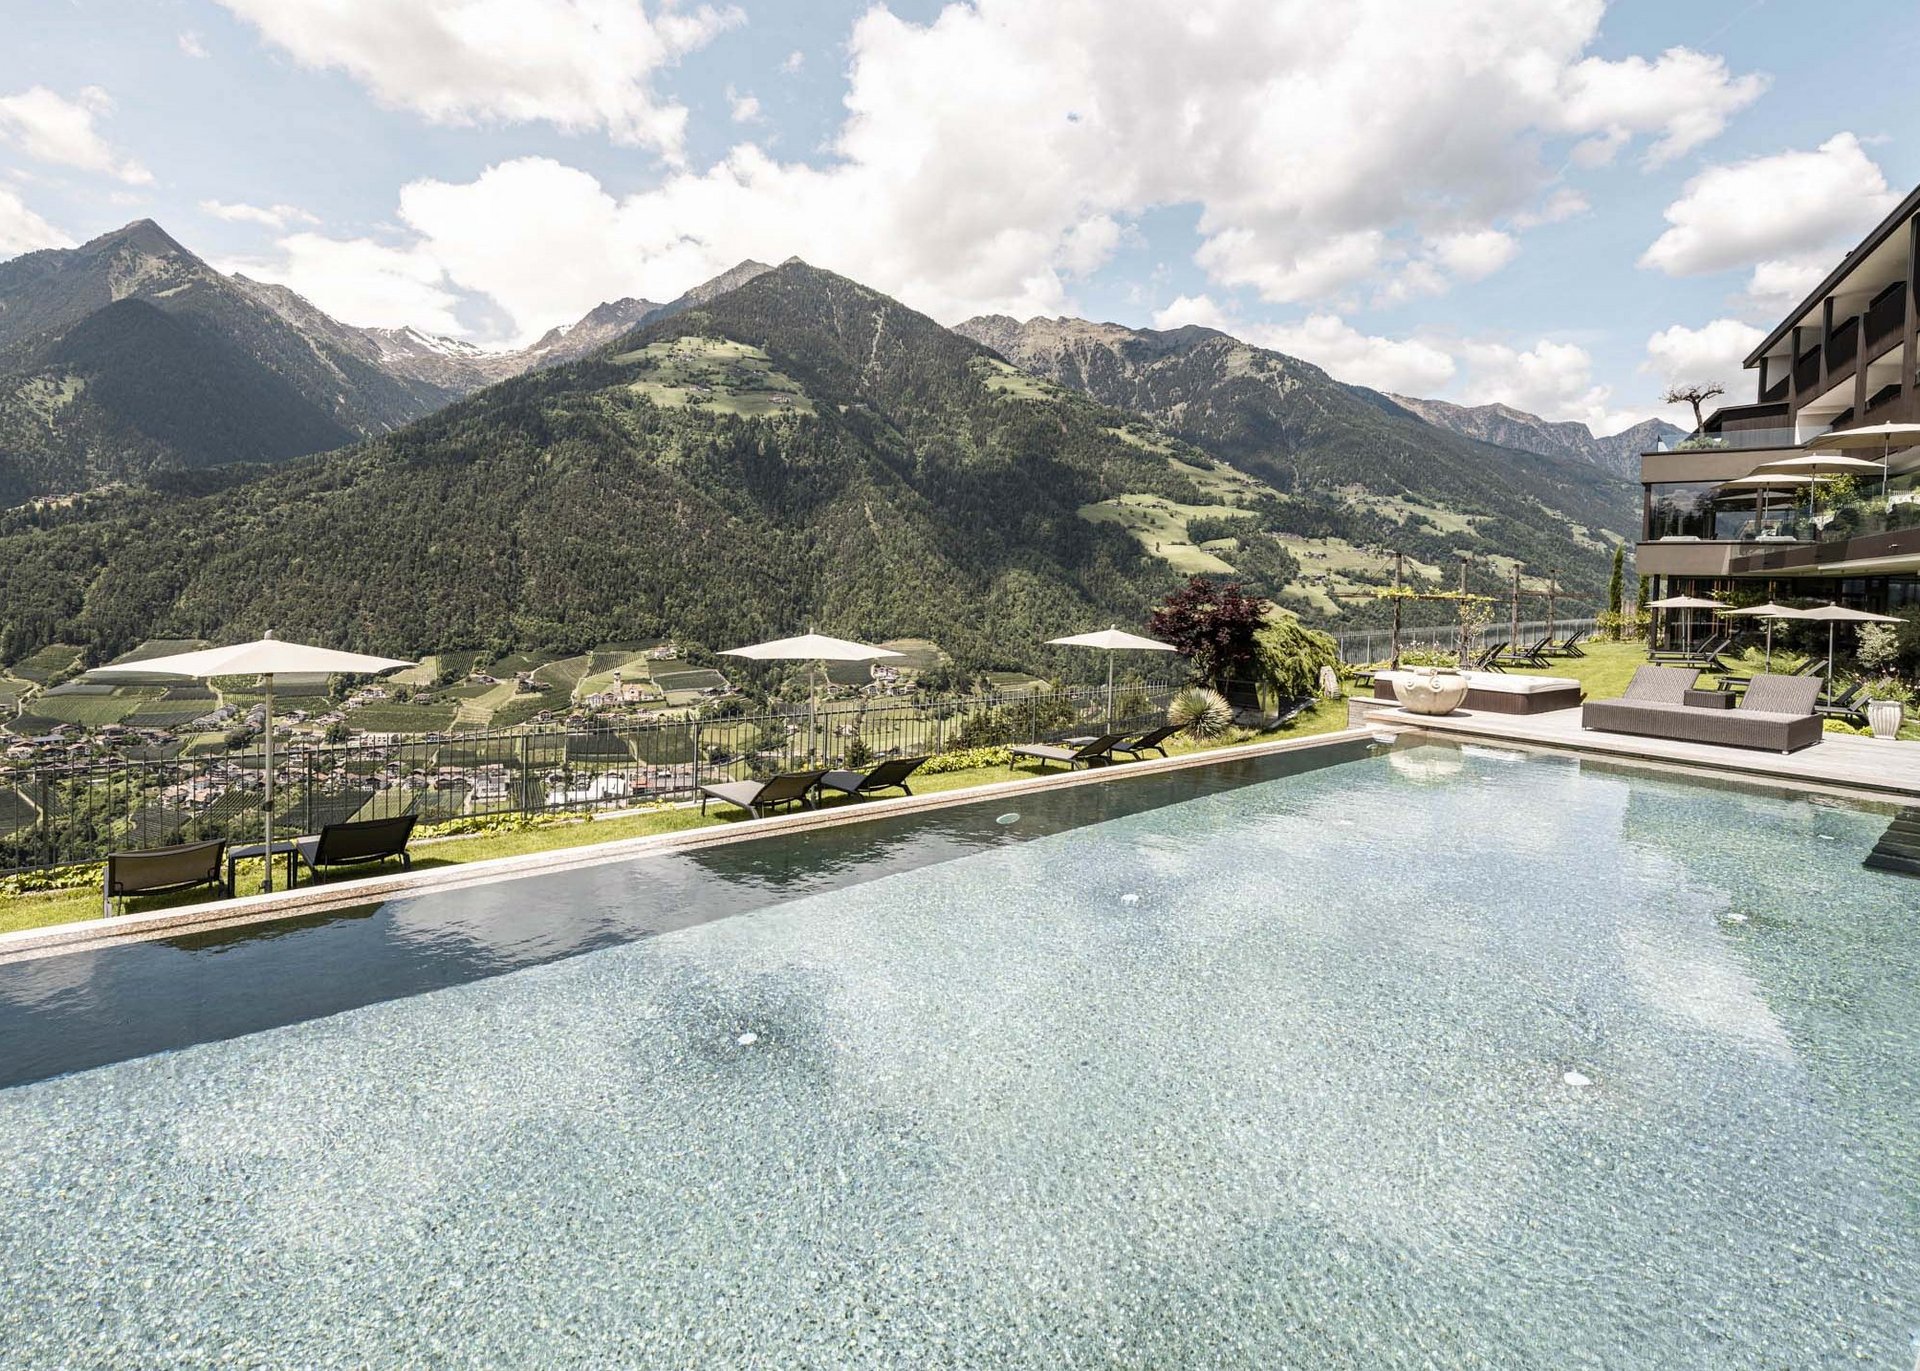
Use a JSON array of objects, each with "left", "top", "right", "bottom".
[
  {"left": 1382, "top": 392, "right": 1684, "bottom": 478},
  {"left": 953, "top": 312, "right": 1633, "bottom": 611},
  {"left": 0, "top": 220, "right": 775, "bottom": 501}
]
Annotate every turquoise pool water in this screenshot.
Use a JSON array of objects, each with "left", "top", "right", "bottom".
[{"left": 2, "top": 743, "right": 1917, "bottom": 1366}]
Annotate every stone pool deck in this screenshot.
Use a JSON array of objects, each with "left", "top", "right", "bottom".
[
  {"left": 1365, "top": 702, "right": 1920, "bottom": 800},
  {"left": 0, "top": 725, "right": 1375, "bottom": 964}
]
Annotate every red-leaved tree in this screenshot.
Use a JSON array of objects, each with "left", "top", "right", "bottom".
[{"left": 1148, "top": 575, "right": 1269, "bottom": 690}]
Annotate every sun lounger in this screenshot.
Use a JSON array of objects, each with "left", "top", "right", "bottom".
[
  {"left": 699, "top": 769, "right": 827, "bottom": 818},
  {"left": 1583, "top": 668, "right": 1822, "bottom": 752},
  {"left": 1505, "top": 634, "right": 1553, "bottom": 667},
  {"left": 1541, "top": 627, "right": 1587, "bottom": 658},
  {"left": 288, "top": 814, "right": 417, "bottom": 885},
  {"left": 1815, "top": 682, "right": 1866, "bottom": 727},
  {"left": 1009, "top": 733, "right": 1127, "bottom": 773},
  {"left": 818, "top": 755, "right": 929, "bottom": 800},
  {"left": 103, "top": 838, "right": 228, "bottom": 917},
  {"left": 1648, "top": 632, "right": 1730, "bottom": 666},
  {"left": 1469, "top": 641, "right": 1509, "bottom": 673},
  {"left": 1111, "top": 724, "right": 1181, "bottom": 760}
]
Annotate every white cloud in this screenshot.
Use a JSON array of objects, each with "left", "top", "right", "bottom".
[
  {"left": 1457, "top": 337, "right": 1636, "bottom": 431},
  {"left": 1429, "top": 229, "right": 1519, "bottom": 281},
  {"left": 1644, "top": 318, "right": 1764, "bottom": 392},
  {"left": 1155, "top": 294, "right": 1458, "bottom": 394},
  {"left": 179, "top": 31, "right": 209, "bottom": 59},
  {"left": 1640, "top": 133, "right": 1897, "bottom": 287},
  {"left": 1512, "top": 187, "right": 1589, "bottom": 228},
  {"left": 216, "top": 0, "right": 743, "bottom": 157},
  {"left": 230, "top": 233, "right": 464, "bottom": 334},
  {"left": 1556, "top": 47, "right": 1767, "bottom": 168},
  {"left": 0, "top": 186, "right": 72, "bottom": 256},
  {"left": 1741, "top": 254, "right": 1833, "bottom": 313},
  {"left": 727, "top": 89, "right": 761, "bottom": 124},
  {"left": 200, "top": 199, "right": 317, "bottom": 229},
  {"left": 0, "top": 86, "right": 151, "bottom": 184},
  {"left": 782, "top": 50, "right": 805, "bottom": 74},
  {"left": 238, "top": 0, "right": 1764, "bottom": 341}
]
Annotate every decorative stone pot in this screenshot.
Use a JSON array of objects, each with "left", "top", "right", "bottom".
[
  {"left": 1866, "top": 698, "right": 1905, "bottom": 740},
  {"left": 1395, "top": 668, "right": 1470, "bottom": 716}
]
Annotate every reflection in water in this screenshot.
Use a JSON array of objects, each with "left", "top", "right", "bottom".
[{"left": 0, "top": 740, "right": 1369, "bottom": 1087}]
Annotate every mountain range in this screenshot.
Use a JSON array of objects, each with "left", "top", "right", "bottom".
[
  {"left": 1381, "top": 393, "right": 1684, "bottom": 479},
  {"left": 0, "top": 219, "right": 1660, "bottom": 666},
  {"left": 954, "top": 314, "right": 1633, "bottom": 613},
  {"left": 0, "top": 221, "right": 771, "bottom": 503}
]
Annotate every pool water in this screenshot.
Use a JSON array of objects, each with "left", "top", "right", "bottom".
[{"left": 2, "top": 742, "right": 1917, "bottom": 1366}]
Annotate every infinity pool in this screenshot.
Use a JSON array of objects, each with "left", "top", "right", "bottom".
[{"left": 2, "top": 741, "right": 1916, "bottom": 1366}]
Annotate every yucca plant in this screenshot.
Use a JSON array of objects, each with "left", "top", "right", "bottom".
[{"left": 1168, "top": 686, "right": 1233, "bottom": 739}]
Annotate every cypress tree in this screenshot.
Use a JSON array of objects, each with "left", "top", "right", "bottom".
[{"left": 1606, "top": 546, "right": 1624, "bottom": 638}]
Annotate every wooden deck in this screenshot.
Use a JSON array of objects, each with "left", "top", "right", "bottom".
[{"left": 1364, "top": 703, "right": 1920, "bottom": 800}]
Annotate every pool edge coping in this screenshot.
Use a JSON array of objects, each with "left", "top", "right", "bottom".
[{"left": 0, "top": 724, "right": 1381, "bottom": 964}]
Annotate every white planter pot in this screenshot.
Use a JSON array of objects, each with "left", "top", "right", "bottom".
[
  {"left": 1866, "top": 698, "right": 1905, "bottom": 740},
  {"left": 1395, "top": 670, "right": 1469, "bottom": 716}
]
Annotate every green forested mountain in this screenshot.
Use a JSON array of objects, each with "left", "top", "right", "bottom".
[
  {"left": 0, "top": 221, "right": 461, "bottom": 499},
  {"left": 956, "top": 314, "right": 1635, "bottom": 614},
  {"left": 0, "top": 263, "right": 1230, "bottom": 669},
  {"left": 0, "top": 298, "right": 357, "bottom": 505}
]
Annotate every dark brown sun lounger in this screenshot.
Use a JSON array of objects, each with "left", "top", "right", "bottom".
[
  {"left": 819, "top": 755, "right": 929, "bottom": 800},
  {"left": 290, "top": 814, "right": 417, "bottom": 885},
  {"left": 1009, "top": 732, "right": 1127, "bottom": 773},
  {"left": 1111, "top": 724, "right": 1181, "bottom": 760},
  {"left": 699, "top": 769, "right": 827, "bottom": 818},
  {"left": 103, "top": 838, "right": 228, "bottom": 917}
]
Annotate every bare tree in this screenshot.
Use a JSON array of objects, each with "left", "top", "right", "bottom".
[{"left": 1662, "top": 382, "right": 1725, "bottom": 435}]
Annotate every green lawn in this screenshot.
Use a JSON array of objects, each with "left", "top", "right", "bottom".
[
  {"left": 0, "top": 700, "right": 1351, "bottom": 936},
  {"left": 1496, "top": 639, "right": 1668, "bottom": 699}
]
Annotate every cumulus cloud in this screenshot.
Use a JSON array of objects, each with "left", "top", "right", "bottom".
[
  {"left": 230, "top": 233, "right": 464, "bottom": 334},
  {"left": 240, "top": 0, "right": 1763, "bottom": 341},
  {"left": 1557, "top": 47, "right": 1767, "bottom": 168},
  {"left": 179, "top": 31, "right": 210, "bottom": 59},
  {"left": 0, "top": 186, "right": 72, "bottom": 256},
  {"left": 1640, "top": 133, "right": 1897, "bottom": 294},
  {"left": 200, "top": 200, "right": 317, "bottom": 229},
  {"left": 1429, "top": 229, "right": 1519, "bottom": 280},
  {"left": 1456, "top": 337, "right": 1640, "bottom": 432},
  {"left": 1644, "top": 318, "right": 1765, "bottom": 392},
  {"left": 0, "top": 86, "right": 151, "bottom": 184},
  {"left": 1154, "top": 294, "right": 1458, "bottom": 394},
  {"left": 216, "top": 0, "right": 743, "bottom": 157},
  {"left": 727, "top": 89, "right": 761, "bottom": 124},
  {"left": 782, "top": 49, "right": 805, "bottom": 74}
]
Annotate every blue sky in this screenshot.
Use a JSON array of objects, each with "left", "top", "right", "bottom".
[{"left": 2, "top": 0, "right": 1916, "bottom": 433}]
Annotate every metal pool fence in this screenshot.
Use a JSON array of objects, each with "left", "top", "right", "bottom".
[
  {"left": 1330, "top": 617, "right": 1602, "bottom": 665},
  {"left": 0, "top": 679, "right": 1184, "bottom": 874}
]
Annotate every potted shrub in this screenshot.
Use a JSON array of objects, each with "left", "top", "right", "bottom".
[{"left": 1861, "top": 677, "right": 1912, "bottom": 740}]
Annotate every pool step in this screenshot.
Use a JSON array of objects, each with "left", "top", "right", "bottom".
[{"left": 1863, "top": 808, "right": 1920, "bottom": 877}]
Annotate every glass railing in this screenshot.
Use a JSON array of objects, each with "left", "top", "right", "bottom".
[
  {"left": 1812, "top": 499, "right": 1920, "bottom": 546},
  {"left": 1646, "top": 425, "right": 1823, "bottom": 454}
]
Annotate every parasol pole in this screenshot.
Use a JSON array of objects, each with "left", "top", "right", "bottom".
[{"left": 262, "top": 671, "right": 275, "bottom": 892}]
